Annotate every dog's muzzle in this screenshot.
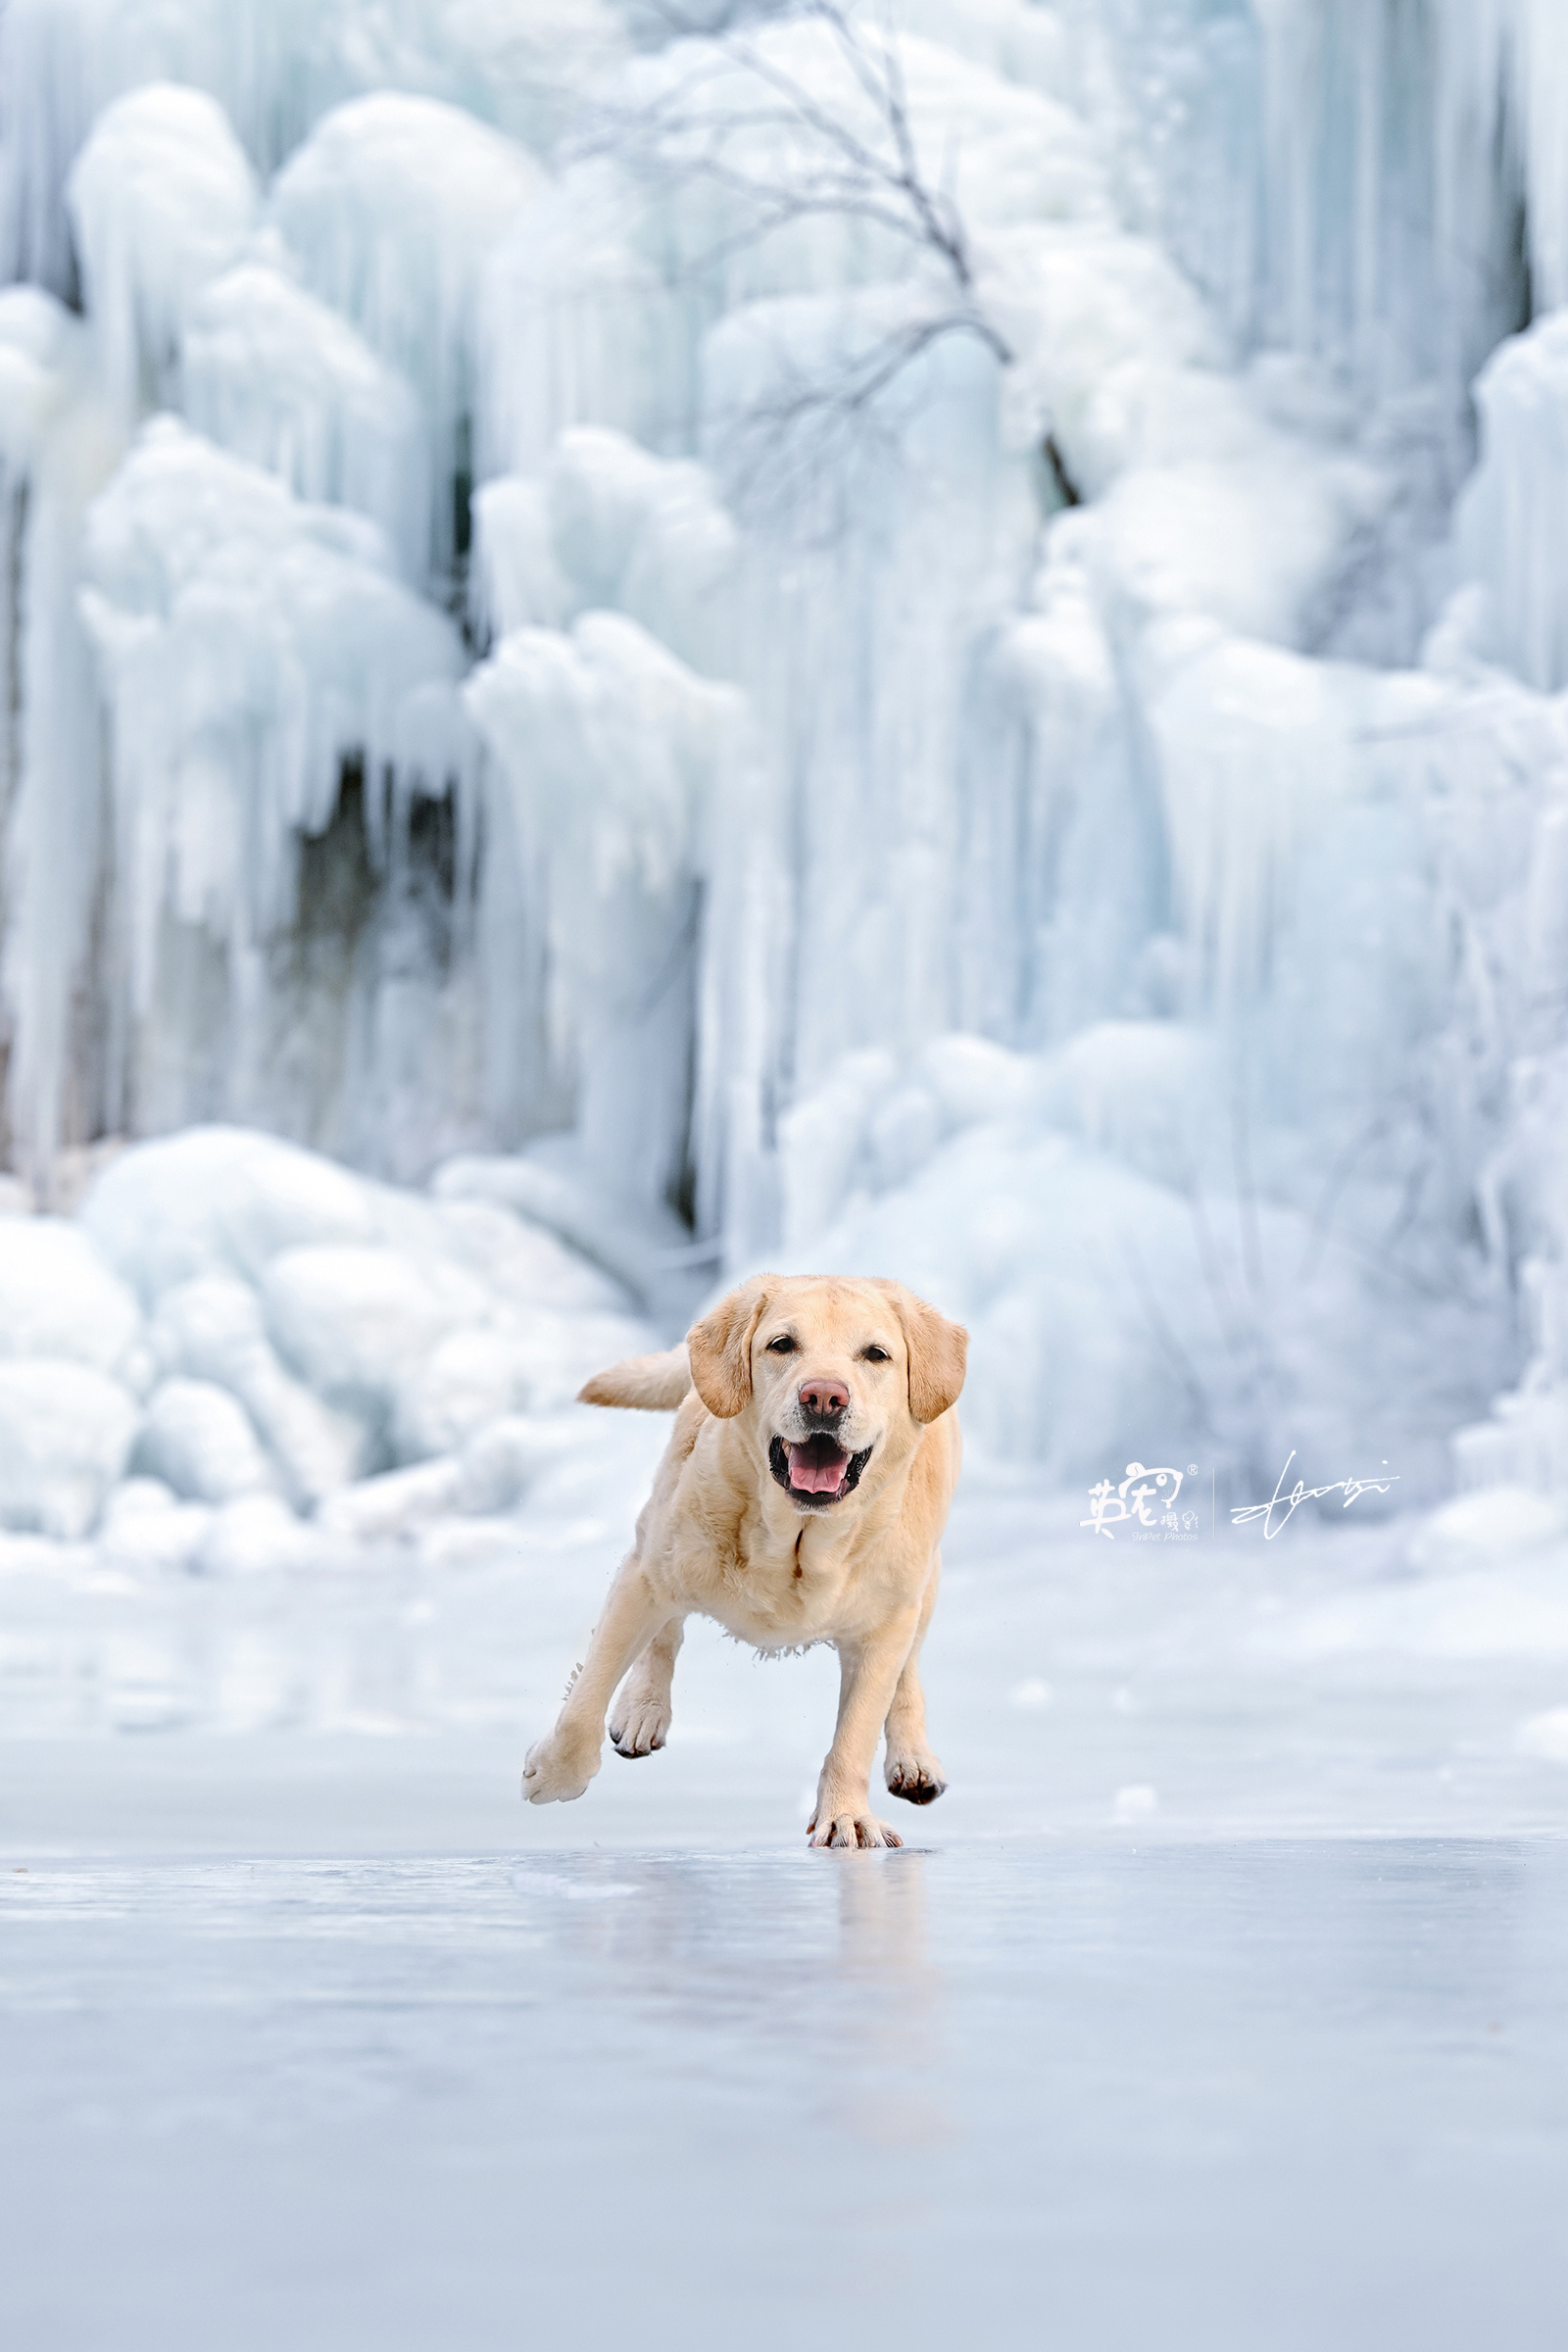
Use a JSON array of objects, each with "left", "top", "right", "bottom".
[{"left": 769, "top": 1433, "right": 872, "bottom": 1508}]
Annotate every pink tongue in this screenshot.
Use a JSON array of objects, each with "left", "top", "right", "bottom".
[{"left": 788, "top": 1443, "right": 846, "bottom": 1494}]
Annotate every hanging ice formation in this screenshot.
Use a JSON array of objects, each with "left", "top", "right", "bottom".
[{"left": 4, "top": 0, "right": 1568, "bottom": 1496}]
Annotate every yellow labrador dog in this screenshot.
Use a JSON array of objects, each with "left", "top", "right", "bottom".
[{"left": 521, "top": 1274, "right": 966, "bottom": 1848}]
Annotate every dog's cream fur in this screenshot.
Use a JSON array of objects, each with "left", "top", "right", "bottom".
[{"left": 522, "top": 1274, "right": 967, "bottom": 1848}]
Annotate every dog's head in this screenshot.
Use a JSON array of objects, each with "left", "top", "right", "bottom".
[{"left": 686, "top": 1275, "right": 967, "bottom": 1513}]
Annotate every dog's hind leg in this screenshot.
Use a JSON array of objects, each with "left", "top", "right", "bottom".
[
  {"left": 609, "top": 1617, "right": 685, "bottom": 1758},
  {"left": 882, "top": 1553, "right": 947, "bottom": 1806}
]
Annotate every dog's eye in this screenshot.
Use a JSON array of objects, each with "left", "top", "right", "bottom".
[
  {"left": 862, "top": 1345, "right": 891, "bottom": 1363},
  {"left": 765, "top": 1334, "right": 797, "bottom": 1354}
]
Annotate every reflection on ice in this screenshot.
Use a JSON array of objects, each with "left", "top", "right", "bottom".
[{"left": 3, "top": 1837, "right": 1564, "bottom": 2350}]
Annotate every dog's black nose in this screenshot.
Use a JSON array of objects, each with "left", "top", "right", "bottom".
[{"left": 799, "top": 1377, "right": 849, "bottom": 1420}]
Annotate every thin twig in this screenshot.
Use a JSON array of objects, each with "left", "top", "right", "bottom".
[{"left": 567, "top": 0, "right": 1019, "bottom": 445}]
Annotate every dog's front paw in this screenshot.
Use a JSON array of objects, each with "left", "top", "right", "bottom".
[
  {"left": 521, "top": 1730, "right": 600, "bottom": 1805},
  {"left": 807, "top": 1809, "right": 904, "bottom": 1850},
  {"left": 610, "top": 1694, "right": 670, "bottom": 1759},
  {"left": 885, "top": 1742, "right": 946, "bottom": 1806}
]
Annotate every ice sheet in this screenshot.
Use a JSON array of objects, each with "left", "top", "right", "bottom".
[{"left": 5, "top": 1456, "right": 1568, "bottom": 2348}]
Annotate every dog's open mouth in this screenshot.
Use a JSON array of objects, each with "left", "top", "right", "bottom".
[{"left": 769, "top": 1434, "right": 872, "bottom": 1507}]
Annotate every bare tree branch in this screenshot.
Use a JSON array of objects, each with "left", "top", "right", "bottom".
[{"left": 561, "top": 0, "right": 1055, "bottom": 496}]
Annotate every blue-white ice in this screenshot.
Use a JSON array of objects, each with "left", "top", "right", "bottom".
[
  {"left": 3, "top": 6, "right": 1568, "bottom": 2336},
  {"left": 7, "top": 1446, "right": 1568, "bottom": 2348},
  {"left": 5, "top": 1836, "right": 1566, "bottom": 2352},
  {"left": 3, "top": 0, "right": 1568, "bottom": 1512}
]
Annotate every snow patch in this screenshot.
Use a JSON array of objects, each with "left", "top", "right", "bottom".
[{"left": 1515, "top": 1707, "right": 1568, "bottom": 1765}]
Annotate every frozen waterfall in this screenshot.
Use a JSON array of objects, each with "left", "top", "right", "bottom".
[{"left": 2, "top": 0, "right": 1568, "bottom": 1520}]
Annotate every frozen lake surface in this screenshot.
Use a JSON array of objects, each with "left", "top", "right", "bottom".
[
  {"left": 4, "top": 1832, "right": 1567, "bottom": 2351},
  {"left": 5, "top": 1464, "right": 1568, "bottom": 2348}
]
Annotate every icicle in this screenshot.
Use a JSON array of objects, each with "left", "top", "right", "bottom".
[
  {"left": 0, "top": 0, "right": 626, "bottom": 296},
  {"left": 75, "top": 417, "right": 469, "bottom": 1152},
  {"left": 470, "top": 427, "right": 739, "bottom": 673},
  {"left": 1455, "top": 313, "right": 1568, "bottom": 693},
  {"left": 66, "top": 84, "right": 260, "bottom": 428},
  {"left": 476, "top": 167, "right": 691, "bottom": 484},
  {"left": 466, "top": 611, "right": 750, "bottom": 1215},
  {"left": 1511, "top": 0, "right": 1568, "bottom": 315},
  {"left": 965, "top": 557, "right": 1147, "bottom": 1048},
  {"left": 0, "top": 287, "right": 122, "bottom": 1179},
  {"left": 270, "top": 93, "right": 546, "bottom": 585},
  {"left": 0, "top": 0, "right": 208, "bottom": 293},
  {"left": 182, "top": 251, "right": 427, "bottom": 580}
]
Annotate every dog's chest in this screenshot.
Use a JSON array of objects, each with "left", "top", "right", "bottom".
[{"left": 703, "top": 1521, "right": 870, "bottom": 1648}]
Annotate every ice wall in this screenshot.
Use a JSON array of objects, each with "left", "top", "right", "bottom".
[
  {"left": 271, "top": 93, "right": 546, "bottom": 584},
  {"left": 0, "top": 282, "right": 120, "bottom": 1171},
  {"left": 1455, "top": 312, "right": 1568, "bottom": 692},
  {"left": 182, "top": 260, "right": 427, "bottom": 578},
  {"left": 77, "top": 418, "right": 476, "bottom": 1158},
  {"left": 1079, "top": 0, "right": 1533, "bottom": 419},
  {"left": 0, "top": 0, "right": 623, "bottom": 291},
  {"left": 67, "top": 85, "right": 260, "bottom": 428},
  {"left": 3, "top": 0, "right": 1568, "bottom": 1500},
  {"left": 466, "top": 607, "right": 753, "bottom": 1224}
]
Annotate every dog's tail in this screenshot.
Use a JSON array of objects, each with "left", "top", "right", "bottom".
[{"left": 577, "top": 1345, "right": 693, "bottom": 1411}]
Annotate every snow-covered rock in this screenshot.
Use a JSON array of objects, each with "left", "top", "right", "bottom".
[
  {"left": 82, "top": 1129, "right": 378, "bottom": 1303},
  {"left": 396, "top": 1331, "right": 558, "bottom": 1461},
  {"left": 196, "top": 1493, "right": 320, "bottom": 1577},
  {"left": 0, "top": 1217, "right": 144, "bottom": 1384},
  {"left": 457, "top": 1415, "right": 576, "bottom": 1517},
  {"left": 147, "top": 1276, "right": 368, "bottom": 1505},
  {"left": 66, "top": 1123, "right": 660, "bottom": 1536},
  {"left": 97, "top": 1476, "right": 213, "bottom": 1572},
  {"left": 1407, "top": 1487, "right": 1568, "bottom": 1576},
  {"left": 314, "top": 1457, "right": 462, "bottom": 1544},
  {"left": 263, "top": 1244, "right": 484, "bottom": 1412},
  {"left": 0, "top": 1359, "right": 138, "bottom": 1537},
  {"left": 74, "top": 1128, "right": 657, "bottom": 1517},
  {"left": 132, "top": 1377, "right": 277, "bottom": 1504}
]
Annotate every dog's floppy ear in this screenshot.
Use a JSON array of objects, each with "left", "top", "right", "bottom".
[
  {"left": 686, "top": 1277, "right": 772, "bottom": 1418},
  {"left": 895, "top": 1286, "right": 968, "bottom": 1424}
]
